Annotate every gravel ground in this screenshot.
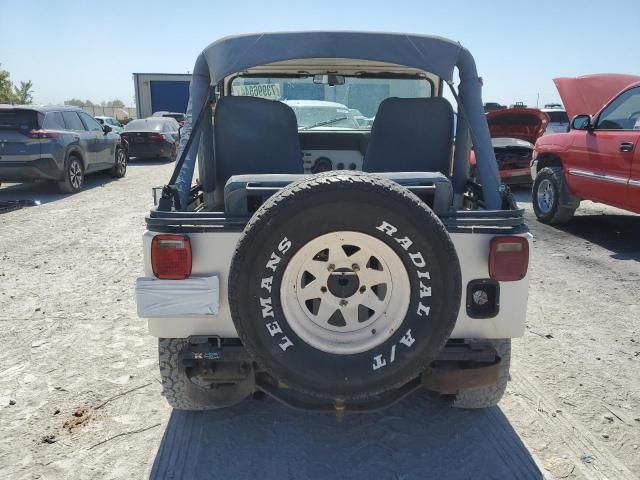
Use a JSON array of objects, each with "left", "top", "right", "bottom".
[{"left": 0, "top": 163, "right": 638, "bottom": 480}]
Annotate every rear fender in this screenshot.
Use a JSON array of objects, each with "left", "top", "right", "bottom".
[{"left": 65, "top": 145, "right": 86, "bottom": 170}]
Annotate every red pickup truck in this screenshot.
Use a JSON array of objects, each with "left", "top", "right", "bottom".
[{"left": 531, "top": 74, "right": 640, "bottom": 223}]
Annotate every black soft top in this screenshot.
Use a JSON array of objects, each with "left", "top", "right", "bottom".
[{"left": 170, "top": 31, "right": 503, "bottom": 210}]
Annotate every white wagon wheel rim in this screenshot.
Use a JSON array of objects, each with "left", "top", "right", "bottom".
[{"left": 281, "top": 231, "right": 411, "bottom": 355}]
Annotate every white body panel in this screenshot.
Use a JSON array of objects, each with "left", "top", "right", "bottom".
[{"left": 141, "top": 230, "right": 530, "bottom": 339}]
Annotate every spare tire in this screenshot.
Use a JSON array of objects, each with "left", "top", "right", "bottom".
[{"left": 228, "top": 171, "right": 461, "bottom": 400}]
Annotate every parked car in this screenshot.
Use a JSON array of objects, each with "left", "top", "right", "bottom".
[
  {"left": 135, "top": 32, "right": 531, "bottom": 413},
  {"left": 531, "top": 74, "right": 640, "bottom": 223},
  {"left": 348, "top": 108, "right": 373, "bottom": 128},
  {"left": 121, "top": 118, "right": 180, "bottom": 161},
  {"left": 0, "top": 105, "right": 126, "bottom": 193},
  {"left": 283, "top": 100, "right": 362, "bottom": 130},
  {"left": 95, "top": 115, "right": 124, "bottom": 134},
  {"left": 540, "top": 105, "right": 569, "bottom": 135},
  {"left": 152, "top": 111, "right": 186, "bottom": 126},
  {"left": 484, "top": 102, "right": 506, "bottom": 113},
  {"left": 485, "top": 108, "right": 549, "bottom": 186},
  {"left": 470, "top": 108, "right": 549, "bottom": 186}
]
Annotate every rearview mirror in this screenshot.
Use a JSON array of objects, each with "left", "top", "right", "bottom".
[
  {"left": 313, "top": 74, "right": 345, "bottom": 86},
  {"left": 571, "top": 115, "right": 591, "bottom": 131},
  {"left": 103, "top": 125, "right": 112, "bottom": 134}
]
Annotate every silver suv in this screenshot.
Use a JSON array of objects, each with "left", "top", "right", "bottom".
[{"left": 0, "top": 105, "right": 126, "bottom": 193}]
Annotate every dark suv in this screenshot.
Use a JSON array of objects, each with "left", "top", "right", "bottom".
[{"left": 0, "top": 105, "right": 126, "bottom": 193}]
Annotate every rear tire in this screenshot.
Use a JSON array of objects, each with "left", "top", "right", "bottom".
[
  {"left": 57, "top": 155, "right": 84, "bottom": 193},
  {"left": 159, "top": 338, "right": 251, "bottom": 410},
  {"left": 110, "top": 148, "right": 127, "bottom": 178},
  {"left": 532, "top": 167, "right": 577, "bottom": 224},
  {"left": 452, "top": 339, "right": 511, "bottom": 409}
]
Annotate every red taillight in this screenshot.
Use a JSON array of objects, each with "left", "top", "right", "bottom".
[
  {"left": 489, "top": 236, "right": 529, "bottom": 281},
  {"left": 150, "top": 133, "right": 165, "bottom": 142},
  {"left": 29, "top": 129, "right": 59, "bottom": 139},
  {"left": 151, "top": 235, "right": 192, "bottom": 279}
]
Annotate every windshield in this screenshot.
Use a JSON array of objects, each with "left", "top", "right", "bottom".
[
  {"left": 230, "top": 76, "right": 432, "bottom": 130},
  {"left": 547, "top": 111, "right": 568, "bottom": 123}
]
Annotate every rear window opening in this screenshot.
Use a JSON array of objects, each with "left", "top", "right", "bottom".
[
  {"left": 0, "top": 109, "right": 41, "bottom": 131},
  {"left": 229, "top": 75, "right": 433, "bottom": 130}
]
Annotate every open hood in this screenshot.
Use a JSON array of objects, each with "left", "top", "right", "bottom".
[
  {"left": 553, "top": 74, "right": 640, "bottom": 120},
  {"left": 486, "top": 108, "right": 549, "bottom": 144}
]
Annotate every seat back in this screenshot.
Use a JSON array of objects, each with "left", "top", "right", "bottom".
[
  {"left": 363, "top": 97, "right": 454, "bottom": 175},
  {"left": 213, "top": 96, "right": 303, "bottom": 203}
]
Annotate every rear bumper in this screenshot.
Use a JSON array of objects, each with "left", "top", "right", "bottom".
[
  {"left": 128, "top": 143, "right": 169, "bottom": 158},
  {"left": 0, "top": 157, "right": 62, "bottom": 181},
  {"left": 179, "top": 337, "right": 502, "bottom": 412},
  {"left": 499, "top": 167, "right": 532, "bottom": 185}
]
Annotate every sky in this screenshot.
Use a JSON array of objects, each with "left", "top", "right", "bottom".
[{"left": 1, "top": 0, "right": 639, "bottom": 108}]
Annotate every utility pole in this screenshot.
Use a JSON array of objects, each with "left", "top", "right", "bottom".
[{"left": 536, "top": 93, "right": 539, "bottom": 108}]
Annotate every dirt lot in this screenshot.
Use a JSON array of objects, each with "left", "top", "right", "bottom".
[{"left": 0, "top": 163, "right": 638, "bottom": 480}]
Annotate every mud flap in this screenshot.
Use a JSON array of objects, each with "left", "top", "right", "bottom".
[{"left": 421, "top": 357, "right": 502, "bottom": 395}]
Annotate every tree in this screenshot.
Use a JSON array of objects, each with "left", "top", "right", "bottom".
[
  {"left": 13, "top": 80, "right": 34, "bottom": 104},
  {"left": 64, "top": 98, "right": 85, "bottom": 107},
  {"left": 101, "top": 99, "right": 125, "bottom": 108},
  {"left": 0, "top": 64, "right": 35, "bottom": 104},
  {"left": 0, "top": 65, "right": 15, "bottom": 103},
  {"left": 64, "top": 98, "right": 94, "bottom": 107}
]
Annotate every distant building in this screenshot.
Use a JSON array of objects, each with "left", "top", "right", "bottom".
[{"left": 133, "top": 73, "right": 191, "bottom": 119}]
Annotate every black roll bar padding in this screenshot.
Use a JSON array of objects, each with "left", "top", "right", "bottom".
[
  {"left": 172, "top": 34, "right": 504, "bottom": 210},
  {"left": 448, "top": 82, "right": 471, "bottom": 198},
  {"left": 157, "top": 89, "right": 213, "bottom": 211},
  {"left": 455, "top": 48, "right": 502, "bottom": 209}
]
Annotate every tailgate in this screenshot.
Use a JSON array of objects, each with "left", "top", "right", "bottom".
[{"left": 0, "top": 109, "right": 41, "bottom": 162}]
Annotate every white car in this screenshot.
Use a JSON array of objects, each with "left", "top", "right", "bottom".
[
  {"left": 540, "top": 105, "right": 569, "bottom": 134},
  {"left": 95, "top": 116, "right": 124, "bottom": 134},
  {"left": 283, "top": 100, "right": 362, "bottom": 130}
]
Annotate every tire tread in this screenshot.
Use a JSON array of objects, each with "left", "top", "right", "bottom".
[{"left": 452, "top": 339, "right": 511, "bottom": 409}]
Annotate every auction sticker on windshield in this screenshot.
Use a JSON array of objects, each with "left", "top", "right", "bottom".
[{"left": 232, "top": 84, "right": 281, "bottom": 100}]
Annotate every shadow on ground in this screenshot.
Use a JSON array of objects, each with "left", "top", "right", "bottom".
[
  {"left": 555, "top": 213, "right": 640, "bottom": 262},
  {"left": 151, "top": 394, "right": 542, "bottom": 480},
  {"left": 128, "top": 157, "right": 175, "bottom": 167},
  {"left": 0, "top": 171, "right": 118, "bottom": 206},
  {"left": 0, "top": 160, "right": 171, "bottom": 209},
  {"left": 514, "top": 190, "right": 639, "bottom": 262}
]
